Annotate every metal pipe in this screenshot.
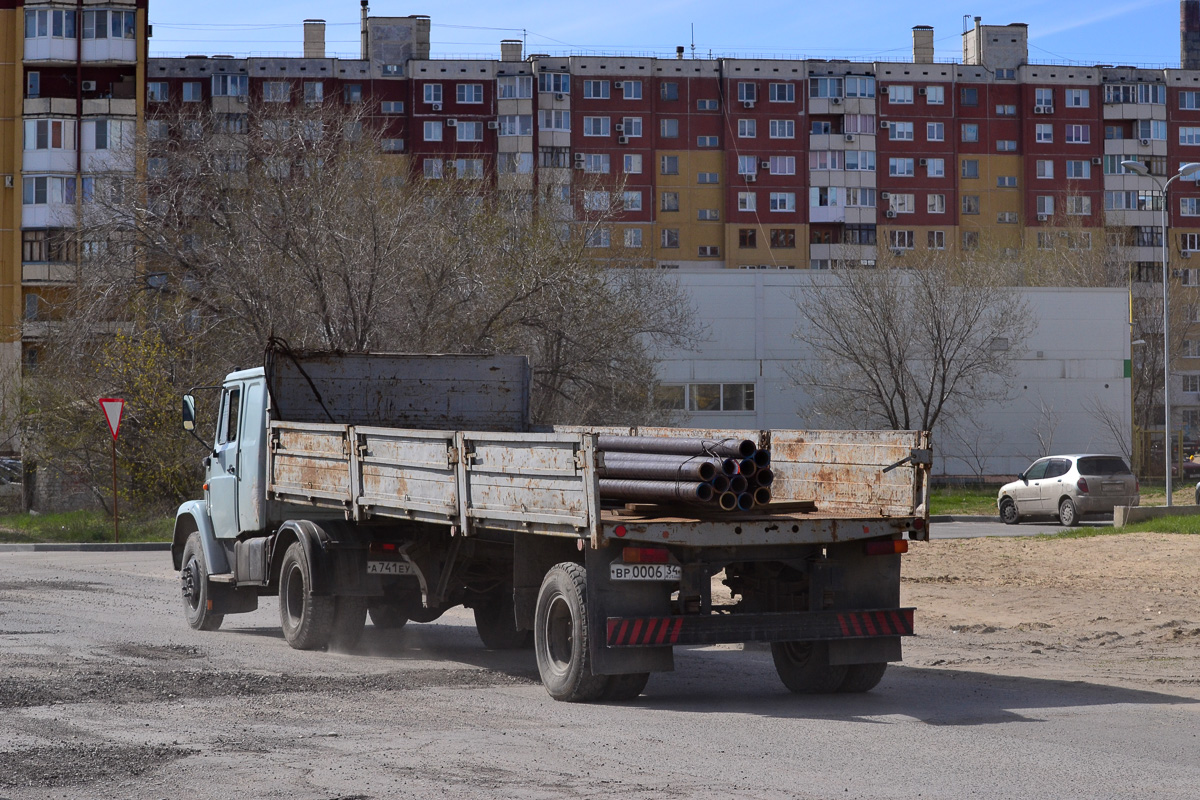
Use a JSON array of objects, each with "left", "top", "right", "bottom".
[
  {"left": 598, "top": 453, "right": 719, "bottom": 482},
  {"left": 717, "top": 491, "right": 738, "bottom": 511},
  {"left": 721, "top": 458, "right": 740, "bottom": 475},
  {"left": 598, "top": 435, "right": 756, "bottom": 459},
  {"left": 599, "top": 479, "right": 714, "bottom": 503},
  {"left": 709, "top": 474, "right": 731, "bottom": 494},
  {"left": 729, "top": 474, "right": 749, "bottom": 494},
  {"left": 755, "top": 468, "right": 774, "bottom": 487},
  {"left": 736, "top": 493, "right": 754, "bottom": 511},
  {"left": 753, "top": 486, "right": 772, "bottom": 506},
  {"left": 737, "top": 458, "right": 758, "bottom": 479},
  {"left": 752, "top": 449, "right": 771, "bottom": 468}
]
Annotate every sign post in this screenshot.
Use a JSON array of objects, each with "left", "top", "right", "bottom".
[{"left": 98, "top": 398, "right": 124, "bottom": 543}]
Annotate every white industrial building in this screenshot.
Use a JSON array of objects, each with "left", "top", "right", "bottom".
[{"left": 654, "top": 271, "right": 1131, "bottom": 479}]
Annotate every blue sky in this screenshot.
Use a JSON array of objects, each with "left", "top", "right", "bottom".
[{"left": 148, "top": 1, "right": 1182, "bottom": 66}]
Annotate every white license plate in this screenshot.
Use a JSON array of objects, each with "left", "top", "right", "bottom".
[
  {"left": 610, "top": 563, "right": 681, "bottom": 582},
  {"left": 367, "top": 560, "right": 416, "bottom": 576}
]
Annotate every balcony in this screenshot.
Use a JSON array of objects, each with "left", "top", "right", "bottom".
[
  {"left": 22, "top": 262, "right": 75, "bottom": 286},
  {"left": 1102, "top": 102, "right": 1167, "bottom": 121}
]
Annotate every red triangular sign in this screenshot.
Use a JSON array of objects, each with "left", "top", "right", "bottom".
[{"left": 99, "top": 398, "right": 124, "bottom": 440}]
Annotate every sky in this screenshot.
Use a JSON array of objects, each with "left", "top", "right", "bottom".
[{"left": 145, "top": 0, "right": 1186, "bottom": 66}]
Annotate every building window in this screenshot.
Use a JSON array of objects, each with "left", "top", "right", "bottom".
[
  {"left": 890, "top": 194, "right": 915, "bottom": 213},
  {"left": 889, "top": 121, "right": 914, "bottom": 141},
  {"left": 889, "top": 158, "right": 915, "bottom": 177},
  {"left": 1036, "top": 159, "right": 1054, "bottom": 179},
  {"left": 1065, "top": 88, "right": 1089, "bottom": 107},
  {"left": 538, "top": 109, "right": 569, "bottom": 131},
  {"left": 498, "top": 114, "right": 533, "bottom": 136},
  {"left": 769, "top": 156, "right": 796, "bottom": 175},
  {"left": 1065, "top": 124, "right": 1090, "bottom": 144},
  {"left": 618, "top": 80, "right": 642, "bottom": 99},
  {"left": 24, "top": 119, "right": 76, "bottom": 151},
  {"left": 582, "top": 80, "right": 610, "bottom": 99},
  {"left": 927, "top": 122, "right": 944, "bottom": 141},
  {"left": 927, "top": 194, "right": 945, "bottom": 213},
  {"left": 661, "top": 229, "right": 680, "bottom": 248},
  {"left": 962, "top": 231, "right": 980, "bottom": 250},
  {"left": 769, "top": 119, "right": 795, "bottom": 139},
  {"left": 996, "top": 104, "right": 1016, "bottom": 115},
  {"left": 889, "top": 230, "right": 915, "bottom": 250},
  {"left": 424, "top": 84, "right": 443, "bottom": 104},
  {"left": 623, "top": 154, "right": 642, "bottom": 174},
  {"left": 960, "top": 87, "right": 978, "bottom": 106},
  {"left": 769, "top": 82, "right": 795, "bottom": 102},
  {"left": 1037, "top": 196, "right": 1055, "bottom": 216},
  {"left": 698, "top": 245, "right": 720, "bottom": 257},
  {"left": 697, "top": 172, "right": 719, "bottom": 184},
  {"left": 997, "top": 139, "right": 1017, "bottom": 151},
  {"left": 845, "top": 151, "right": 876, "bottom": 171},
  {"left": 996, "top": 68, "right": 1016, "bottom": 79},
  {"left": 583, "top": 116, "right": 610, "bottom": 136},
  {"left": 584, "top": 154, "right": 610, "bottom": 173},
  {"left": 661, "top": 118, "right": 679, "bottom": 138},
  {"left": 1036, "top": 124, "right": 1053, "bottom": 143},
  {"left": 928, "top": 230, "right": 945, "bottom": 249},
  {"left": 846, "top": 224, "right": 877, "bottom": 245},
  {"left": 697, "top": 209, "right": 719, "bottom": 221},
  {"left": 738, "top": 119, "right": 757, "bottom": 138},
  {"left": 457, "top": 121, "right": 483, "bottom": 142},
  {"left": 538, "top": 73, "right": 570, "bottom": 94},
  {"left": 456, "top": 83, "right": 483, "bottom": 103},
  {"left": 770, "top": 229, "right": 795, "bottom": 248},
  {"left": 1035, "top": 88, "right": 1054, "bottom": 108},
  {"left": 621, "top": 117, "right": 643, "bottom": 137},
  {"left": 1067, "top": 196, "right": 1092, "bottom": 215},
  {"left": 738, "top": 82, "right": 757, "bottom": 102},
  {"left": 498, "top": 76, "right": 533, "bottom": 99},
  {"left": 925, "top": 85, "right": 945, "bottom": 104},
  {"left": 769, "top": 192, "right": 796, "bottom": 212},
  {"left": 738, "top": 192, "right": 757, "bottom": 212},
  {"left": 585, "top": 228, "right": 611, "bottom": 248},
  {"left": 961, "top": 159, "right": 980, "bottom": 179},
  {"left": 661, "top": 192, "right": 680, "bottom": 212},
  {"left": 303, "top": 81, "right": 324, "bottom": 105},
  {"left": 997, "top": 211, "right": 1018, "bottom": 223},
  {"left": 697, "top": 99, "right": 718, "bottom": 111},
  {"left": 888, "top": 85, "right": 914, "bottom": 104},
  {"left": 738, "top": 155, "right": 757, "bottom": 175},
  {"left": 1065, "top": 160, "right": 1091, "bottom": 179},
  {"left": 809, "top": 77, "right": 843, "bottom": 98},
  {"left": 658, "top": 383, "right": 755, "bottom": 412},
  {"left": 661, "top": 155, "right": 679, "bottom": 175},
  {"left": 739, "top": 228, "right": 757, "bottom": 248},
  {"left": 424, "top": 121, "right": 443, "bottom": 141},
  {"left": 343, "top": 84, "right": 362, "bottom": 104},
  {"left": 382, "top": 138, "right": 405, "bottom": 153},
  {"left": 183, "top": 82, "right": 202, "bottom": 102},
  {"left": 697, "top": 135, "right": 718, "bottom": 147},
  {"left": 961, "top": 123, "right": 979, "bottom": 142},
  {"left": 926, "top": 158, "right": 945, "bottom": 178},
  {"left": 381, "top": 100, "right": 404, "bottom": 114},
  {"left": 845, "top": 188, "right": 876, "bottom": 207},
  {"left": 809, "top": 151, "right": 842, "bottom": 171},
  {"left": 212, "top": 75, "right": 248, "bottom": 98},
  {"left": 1182, "top": 91, "right": 1200, "bottom": 110},
  {"left": 625, "top": 229, "right": 643, "bottom": 248},
  {"left": 262, "top": 81, "right": 289, "bottom": 102},
  {"left": 961, "top": 195, "right": 980, "bottom": 214},
  {"left": 997, "top": 176, "right": 1018, "bottom": 188},
  {"left": 660, "top": 82, "right": 679, "bottom": 101},
  {"left": 846, "top": 76, "right": 875, "bottom": 98}
]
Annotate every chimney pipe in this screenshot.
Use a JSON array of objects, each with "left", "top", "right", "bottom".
[
  {"left": 676, "top": 45, "right": 685, "bottom": 60},
  {"left": 1184, "top": 1, "right": 1200, "bottom": 69},
  {"left": 303, "top": 19, "right": 325, "bottom": 59},
  {"left": 500, "top": 38, "right": 522, "bottom": 61},
  {"left": 912, "top": 25, "right": 934, "bottom": 63},
  {"left": 361, "top": 0, "right": 369, "bottom": 60}
]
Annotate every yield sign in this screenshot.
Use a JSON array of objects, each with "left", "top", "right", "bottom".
[{"left": 99, "top": 398, "right": 125, "bottom": 440}]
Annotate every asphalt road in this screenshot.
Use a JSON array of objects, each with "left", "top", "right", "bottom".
[
  {"left": 929, "top": 516, "right": 1112, "bottom": 539},
  {"left": 2, "top": 550, "right": 1198, "bottom": 799}
]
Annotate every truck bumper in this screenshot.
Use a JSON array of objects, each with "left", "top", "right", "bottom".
[{"left": 605, "top": 607, "right": 914, "bottom": 648}]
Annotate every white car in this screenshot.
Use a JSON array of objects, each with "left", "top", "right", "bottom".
[{"left": 998, "top": 454, "right": 1139, "bottom": 526}]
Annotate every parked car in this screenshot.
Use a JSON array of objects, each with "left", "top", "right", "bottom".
[{"left": 997, "top": 454, "right": 1139, "bottom": 526}]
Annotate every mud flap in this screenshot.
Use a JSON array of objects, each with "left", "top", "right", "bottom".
[
  {"left": 585, "top": 544, "right": 674, "bottom": 676},
  {"left": 208, "top": 582, "right": 259, "bottom": 615},
  {"left": 828, "top": 637, "right": 901, "bottom": 665}
]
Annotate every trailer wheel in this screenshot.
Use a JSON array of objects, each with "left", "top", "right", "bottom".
[
  {"left": 474, "top": 589, "right": 533, "bottom": 650},
  {"left": 329, "top": 596, "right": 367, "bottom": 651},
  {"left": 770, "top": 641, "right": 847, "bottom": 694},
  {"left": 601, "top": 672, "right": 650, "bottom": 701},
  {"left": 534, "top": 563, "right": 610, "bottom": 702},
  {"left": 837, "top": 662, "right": 888, "bottom": 693},
  {"left": 180, "top": 533, "right": 223, "bottom": 632},
  {"left": 279, "top": 541, "right": 335, "bottom": 650},
  {"left": 367, "top": 599, "right": 409, "bottom": 630}
]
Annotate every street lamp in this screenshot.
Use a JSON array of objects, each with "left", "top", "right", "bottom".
[{"left": 1120, "top": 159, "right": 1200, "bottom": 505}]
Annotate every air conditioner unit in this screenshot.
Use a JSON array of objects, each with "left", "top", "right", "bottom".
[
  {"left": 1183, "top": 251, "right": 1193, "bottom": 259},
  {"left": 1091, "top": 157, "right": 1102, "bottom": 165},
  {"left": 555, "top": 93, "right": 565, "bottom": 100},
  {"left": 1033, "top": 106, "right": 1045, "bottom": 114},
  {"left": 744, "top": 173, "right": 756, "bottom": 182},
  {"left": 617, "top": 135, "right": 628, "bottom": 144},
  {"left": 743, "top": 100, "right": 755, "bottom": 108},
  {"left": 81, "top": 80, "right": 97, "bottom": 92},
  {"left": 880, "top": 191, "right": 890, "bottom": 199},
  {"left": 574, "top": 153, "right": 586, "bottom": 163},
  {"left": 760, "top": 161, "right": 770, "bottom": 169},
  {"left": 831, "top": 97, "right": 842, "bottom": 105},
  {"left": 432, "top": 103, "right": 442, "bottom": 111},
  {"left": 1037, "top": 213, "right": 1049, "bottom": 221},
  {"left": 2, "top": 175, "right": 12, "bottom": 189},
  {"left": 614, "top": 82, "right": 623, "bottom": 89},
  {"left": 918, "top": 87, "right": 927, "bottom": 96},
  {"left": 574, "top": 162, "right": 585, "bottom": 170},
  {"left": 918, "top": 158, "right": 928, "bottom": 166},
  {"left": 880, "top": 120, "right": 890, "bottom": 129},
  {"left": 446, "top": 118, "right": 458, "bottom": 127},
  {"left": 880, "top": 86, "right": 889, "bottom": 94},
  {"left": 885, "top": 209, "right": 897, "bottom": 218},
  {"left": 487, "top": 120, "right": 499, "bottom": 129},
  {"left": 614, "top": 123, "right": 624, "bottom": 132},
  {"left": 1140, "top": 138, "right": 1151, "bottom": 146},
  {"left": 844, "top": 133, "right": 855, "bottom": 142}
]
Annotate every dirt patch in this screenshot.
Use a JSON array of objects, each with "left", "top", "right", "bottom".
[
  {"left": 0, "top": 743, "right": 196, "bottom": 789},
  {"left": 0, "top": 579, "right": 103, "bottom": 594}
]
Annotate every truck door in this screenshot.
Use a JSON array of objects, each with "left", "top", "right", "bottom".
[{"left": 209, "top": 383, "right": 243, "bottom": 538}]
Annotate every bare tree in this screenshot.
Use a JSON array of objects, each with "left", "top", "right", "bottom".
[{"left": 789, "top": 246, "right": 1035, "bottom": 436}]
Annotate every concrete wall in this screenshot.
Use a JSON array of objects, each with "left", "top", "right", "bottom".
[{"left": 652, "top": 271, "right": 1130, "bottom": 479}]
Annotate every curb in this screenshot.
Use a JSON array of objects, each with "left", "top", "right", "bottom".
[
  {"left": 929, "top": 515, "right": 997, "bottom": 523},
  {"left": 0, "top": 542, "right": 172, "bottom": 552}
]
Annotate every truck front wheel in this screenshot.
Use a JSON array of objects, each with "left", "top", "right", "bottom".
[
  {"left": 180, "top": 533, "right": 223, "bottom": 632},
  {"left": 771, "top": 641, "right": 847, "bottom": 694},
  {"left": 534, "top": 563, "right": 610, "bottom": 702},
  {"left": 279, "top": 542, "right": 335, "bottom": 650}
]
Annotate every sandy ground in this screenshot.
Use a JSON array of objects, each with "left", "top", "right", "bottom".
[{"left": 899, "top": 532, "right": 1200, "bottom": 696}]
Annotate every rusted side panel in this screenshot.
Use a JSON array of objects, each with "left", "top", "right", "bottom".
[
  {"left": 771, "top": 430, "right": 927, "bottom": 517},
  {"left": 267, "top": 352, "right": 531, "bottom": 432},
  {"left": 268, "top": 422, "right": 354, "bottom": 509},
  {"left": 461, "top": 432, "right": 596, "bottom": 537},
  {"left": 354, "top": 427, "right": 459, "bottom": 525}
]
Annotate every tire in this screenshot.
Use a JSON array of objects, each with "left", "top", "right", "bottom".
[
  {"left": 278, "top": 541, "right": 335, "bottom": 650},
  {"left": 367, "top": 599, "right": 409, "bottom": 630},
  {"left": 999, "top": 498, "right": 1019, "bottom": 525},
  {"left": 602, "top": 672, "right": 650, "bottom": 701},
  {"left": 180, "top": 532, "right": 224, "bottom": 632},
  {"left": 1058, "top": 497, "right": 1080, "bottom": 527},
  {"left": 329, "top": 596, "right": 367, "bottom": 651},
  {"left": 534, "top": 562, "right": 610, "bottom": 702},
  {"left": 770, "top": 641, "right": 847, "bottom": 694},
  {"left": 474, "top": 590, "right": 533, "bottom": 650},
  {"left": 837, "top": 662, "right": 888, "bottom": 693}
]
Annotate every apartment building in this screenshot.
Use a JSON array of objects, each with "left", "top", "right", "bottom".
[{"left": 2, "top": 0, "right": 147, "bottom": 451}]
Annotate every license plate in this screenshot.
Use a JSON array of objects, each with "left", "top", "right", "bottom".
[
  {"left": 610, "top": 563, "right": 681, "bottom": 581},
  {"left": 367, "top": 560, "right": 416, "bottom": 576},
  {"left": 1101, "top": 481, "right": 1126, "bottom": 495}
]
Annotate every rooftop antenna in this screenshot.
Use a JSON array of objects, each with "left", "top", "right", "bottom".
[
  {"left": 963, "top": 14, "right": 972, "bottom": 34},
  {"left": 691, "top": 23, "right": 695, "bottom": 59}
]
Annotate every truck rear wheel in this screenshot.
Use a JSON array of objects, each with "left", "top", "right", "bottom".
[
  {"left": 770, "top": 641, "right": 847, "bottom": 694},
  {"left": 474, "top": 589, "right": 533, "bottom": 650},
  {"left": 837, "top": 662, "right": 888, "bottom": 693},
  {"left": 534, "top": 563, "right": 610, "bottom": 702},
  {"left": 279, "top": 541, "right": 335, "bottom": 650},
  {"left": 329, "top": 596, "right": 367, "bottom": 651},
  {"left": 601, "top": 672, "right": 650, "bottom": 701},
  {"left": 367, "top": 599, "right": 409, "bottom": 629},
  {"left": 180, "top": 533, "right": 223, "bottom": 632}
]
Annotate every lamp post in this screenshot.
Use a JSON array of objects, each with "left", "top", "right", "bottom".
[{"left": 1120, "top": 160, "right": 1200, "bottom": 505}]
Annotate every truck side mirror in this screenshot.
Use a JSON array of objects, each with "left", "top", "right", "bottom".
[{"left": 182, "top": 395, "right": 196, "bottom": 431}]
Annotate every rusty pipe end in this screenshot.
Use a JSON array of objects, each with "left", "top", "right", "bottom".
[
  {"left": 753, "top": 486, "right": 772, "bottom": 506},
  {"left": 736, "top": 492, "right": 754, "bottom": 511},
  {"left": 755, "top": 468, "right": 774, "bottom": 487},
  {"left": 710, "top": 474, "right": 731, "bottom": 494},
  {"left": 718, "top": 491, "right": 738, "bottom": 511}
]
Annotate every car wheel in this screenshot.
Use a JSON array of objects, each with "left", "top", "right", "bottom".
[
  {"left": 1058, "top": 497, "right": 1080, "bottom": 527},
  {"left": 999, "top": 498, "right": 1019, "bottom": 525}
]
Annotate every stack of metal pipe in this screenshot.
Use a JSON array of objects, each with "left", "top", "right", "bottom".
[{"left": 596, "top": 436, "right": 774, "bottom": 511}]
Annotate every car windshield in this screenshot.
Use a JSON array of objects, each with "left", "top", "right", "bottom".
[{"left": 1076, "top": 457, "right": 1131, "bottom": 476}]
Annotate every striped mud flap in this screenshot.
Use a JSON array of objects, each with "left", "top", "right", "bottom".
[{"left": 606, "top": 608, "right": 915, "bottom": 648}]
